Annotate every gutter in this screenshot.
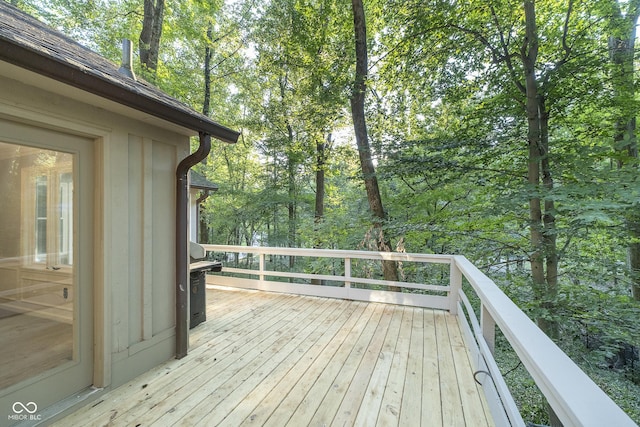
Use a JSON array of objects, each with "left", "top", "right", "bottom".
[{"left": 175, "top": 132, "right": 211, "bottom": 359}]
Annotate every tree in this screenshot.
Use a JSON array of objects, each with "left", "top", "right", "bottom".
[
  {"left": 608, "top": 0, "right": 640, "bottom": 300},
  {"left": 522, "top": 0, "right": 561, "bottom": 341},
  {"left": 16, "top": 0, "right": 640, "bottom": 419},
  {"left": 350, "top": 0, "right": 398, "bottom": 282},
  {"left": 368, "top": 0, "right": 639, "bottom": 422},
  {"left": 243, "top": 0, "right": 353, "bottom": 252},
  {"left": 139, "top": 0, "right": 165, "bottom": 73},
  {"left": 379, "top": 0, "right": 599, "bottom": 335}
]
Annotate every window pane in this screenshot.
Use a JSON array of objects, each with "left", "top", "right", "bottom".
[
  {"left": 35, "top": 175, "right": 47, "bottom": 263},
  {"left": 0, "top": 141, "right": 75, "bottom": 389},
  {"left": 59, "top": 172, "right": 73, "bottom": 265}
]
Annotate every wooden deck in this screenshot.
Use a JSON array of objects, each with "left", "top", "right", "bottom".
[{"left": 55, "top": 286, "right": 493, "bottom": 426}]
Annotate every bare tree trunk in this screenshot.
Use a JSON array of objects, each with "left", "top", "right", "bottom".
[
  {"left": 194, "top": 24, "right": 216, "bottom": 244},
  {"left": 351, "top": 0, "right": 398, "bottom": 283},
  {"left": 139, "top": 0, "right": 165, "bottom": 73},
  {"left": 522, "top": 0, "right": 545, "bottom": 306},
  {"left": 199, "top": 208, "right": 209, "bottom": 243},
  {"left": 523, "top": 0, "right": 559, "bottom": 339}
]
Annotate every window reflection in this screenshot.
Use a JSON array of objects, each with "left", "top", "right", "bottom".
[
  {"left": 35, "top": 175, "right": 48, "bottom": 263},
  {"left": 0, "top": 141, "right": 75, "bottom": 389}
]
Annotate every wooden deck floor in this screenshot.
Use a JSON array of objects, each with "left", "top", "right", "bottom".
[{"left": 55, "top": 286, "right": 493, "bottom": 427}]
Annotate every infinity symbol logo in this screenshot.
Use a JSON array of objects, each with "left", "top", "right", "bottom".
[{"left": 12, "top": 401, "right": 38, "bottom": 414}]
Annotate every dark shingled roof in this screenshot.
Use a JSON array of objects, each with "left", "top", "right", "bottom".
[
  {"left": 190, "top": 171, "right": 218, "bottom": 191},
  {"left": 0, "top": 2, "right": 239, "bottom": 143}
]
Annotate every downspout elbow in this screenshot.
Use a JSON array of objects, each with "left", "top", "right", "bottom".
[
  {"left": 177, "top": 132, "right": 212, "bottom": 178},
  {"left": 196, "top": 190, "right": 211, "bottom": 206}
]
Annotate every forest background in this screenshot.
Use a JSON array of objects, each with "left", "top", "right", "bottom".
[{"left": 7, "top": 0, "right": 640, "bottom": 424}]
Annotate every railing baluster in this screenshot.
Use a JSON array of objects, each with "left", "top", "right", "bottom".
[
  {"left": 259, "top": 252, "right": 265, "bottom": 282},
  {"left": 449, "top": 261, "right": 462, "bottom": 314},
  {"left": 481, "top": 305, "right": 496, "bottom": 355},
  {"left": 344, "top": 257, "right": 351, "bottom": 289}
]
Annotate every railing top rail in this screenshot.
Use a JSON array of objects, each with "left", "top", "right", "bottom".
[
  {"left": 453, "top": 255, "right": 636, "bottom": 427},
  {"left": 202, "top": 244, "right": 454, "bottom": 264}
]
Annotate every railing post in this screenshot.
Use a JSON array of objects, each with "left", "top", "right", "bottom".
[
  {"left": 259, "top": 252, "right": 265, "bottom": 282},
  {"left": 344, "top": 257, "right": 351, "bottom": 289},
  {"left": 449, "top": 259, "right": 462, "bottom": 314},
  {"left": 481, "top": 305, "right": 496, "bottom": 355}
]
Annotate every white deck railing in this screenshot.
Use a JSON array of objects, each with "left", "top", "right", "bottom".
[{"left": 202, "top": 244, "right": 636, "bottom": 427}]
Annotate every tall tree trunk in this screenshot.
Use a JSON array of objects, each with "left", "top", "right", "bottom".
[
  {"left": 139, "top": 0, "right": 165, "bottom": 73},
  {"left": 350, "top": 0, "right": 398, "bottom": 283},
  {"left": 522, "top": 0, "right": 545, "bottom": 322},
  {"left": 270, "top": 144, "right": 278, "bottom": 246},
  {"left": 314, "top": 134, "right": 327, "bottom": 225},
  {"left": 195, "top": 24, "right": 215, "bottom": 244},
  {"left": 203, "top": 23, "right": 213, "bottom": 117},
  {"left": 523, "top": 3, "right": 562, "bottom": 425},
  {"left": 287, "top": 120, "right": 296, "bottom": 254},
  {"left": 199, "top": 204, "right": 209, "bottom": 243},
  {"left": 311, "top": 133, "right": 328, "bottom": 285},
  {"left": 630, "top": 223, "right": 640, "bottom": 300},
  {"left": 609, "top": 0, "right": 640, "bottom": 301},
  {"left": 277, "top": 73, "right": 297, "bottom": 270},
  {"left": 523, "top": 0, "right": 559, "bottom": 339},
  {"left": 539, "top": 96, "right": 559, "bottom": 339}
]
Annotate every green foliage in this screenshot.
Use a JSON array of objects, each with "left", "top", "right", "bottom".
[{"left": 15, "top": 0, "right": 640, "bottom": 421}]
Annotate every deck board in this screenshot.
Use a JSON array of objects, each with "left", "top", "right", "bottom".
[
  {"left": 436, "top": 309, "right": 466, "bottom": 426},
  {"left": 184, "top": 297, "right": 337, "bottom": 426},
  {"left": 422, "top": 308, "right": 443, "bottom": 426},
  {"left": 352, "top": 303, "right": 403, "bottom": 427},
  {"left": 146, "top": 295, "right": 321, "bottom": 427},
  {"left": 447, "top": 314, "right": 492, "bottom": 427},
  {"left": 377, "top": 306, "right": 412, "bottom": 426},
  {"left": 53, "top": 286, "right": 493, "bottom": 427},
  {"left": 399, "top": 307, "right": 424, "bottom": 426}
]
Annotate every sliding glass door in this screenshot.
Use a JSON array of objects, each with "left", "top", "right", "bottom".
[{"left": 0, "top": 119, "right": 94, "bottom": 420}]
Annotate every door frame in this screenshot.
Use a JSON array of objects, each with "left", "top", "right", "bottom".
[{"left": 0, "top": 104, "right": 111, "bottom": 416}]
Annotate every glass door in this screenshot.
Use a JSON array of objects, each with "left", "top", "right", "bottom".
[{"left": 0, "top": 119, "right": 94, "bottom": 422}]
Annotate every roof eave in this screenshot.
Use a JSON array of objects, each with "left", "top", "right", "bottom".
[{"left": 0, "top": 40, "right": 240, "bottom": 144}]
